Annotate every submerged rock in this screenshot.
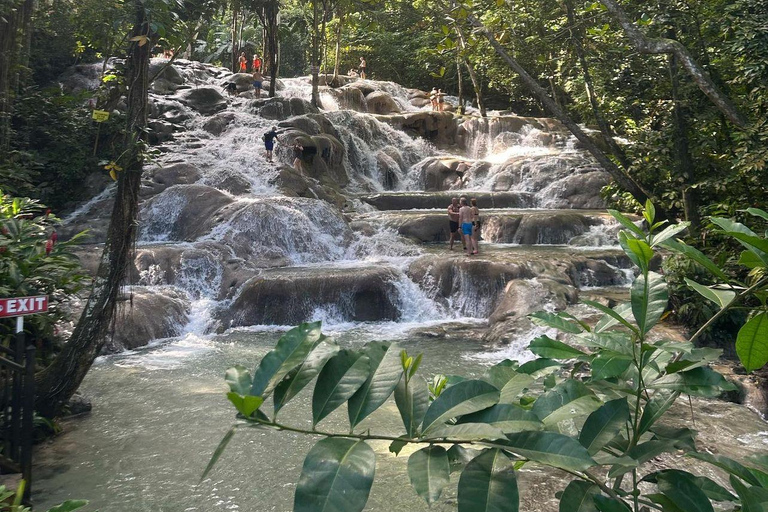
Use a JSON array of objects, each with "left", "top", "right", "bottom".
[{"left": 177, "top": 87, "right": 227, "bottom": 115}]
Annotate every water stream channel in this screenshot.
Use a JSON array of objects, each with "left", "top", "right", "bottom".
[{"left": 34, "top": 59, "right": 768, "bottom": 510}]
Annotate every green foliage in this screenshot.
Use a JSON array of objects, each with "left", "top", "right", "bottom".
[
  {"left": 0, "top": 192, "right": 88, "bottom": 359},
  {"left": 0, "top": 480, "right": 90, "bottom": 512},
  {"left": 203, "top": 203, "right": 768, "bottom": 512}
]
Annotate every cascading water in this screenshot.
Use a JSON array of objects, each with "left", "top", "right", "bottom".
[{"left": 37, "top": 58, "right": 744, "bottom": 512}]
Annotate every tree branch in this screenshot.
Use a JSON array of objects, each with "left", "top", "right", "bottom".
[{"left": 598, "top": 0, "right": 749, "bottom": 129}]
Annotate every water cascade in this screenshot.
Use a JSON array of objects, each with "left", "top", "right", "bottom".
[{"left": 34, "top": 59, "right": 765, "bottom": 511}]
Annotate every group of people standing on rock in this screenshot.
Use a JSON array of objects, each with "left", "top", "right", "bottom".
[
  {"left": 448, "top": 197, "right": 481, "bottom": 255},
  {"left": 429, "top": 88, "right": 446, "bottom": 111}
]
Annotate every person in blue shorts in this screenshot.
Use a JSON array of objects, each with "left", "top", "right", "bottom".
[
  {"left": 458, "top": 197, "right": 476, "bottom": 256},
  {"left": 263, "top": 127, "right": 279, "bottom": 162},
  {"left": 253, "top": 69, "right": 263, "bottom": 97}
]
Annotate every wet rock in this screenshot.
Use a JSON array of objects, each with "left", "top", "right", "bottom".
[
  {"left": 149, "top": 61, "right": 184, "bottom": 85},
  {"left": 414, "top": 158, "right": 467, "bottom": 191},
  {"left": 325, "top": 86, "right": 368, "bottom": 112},
  {"left": 219, "top": 266, "right": 401, "bottom": 328},
  {"left": 57, "top": 62, "right": 105, "bottom": 93},
  {"left": 222, "top": 72, "right": 254, "bottom": 92},
  {"left": 360, "top": 191, "right": 536, "bottom": 210},
  {"left": 456, "top": 115, "right": 568, "bottom": 157},
  {"left": 141, "top": 163, "right": 203, "bottom": 199},
  {"left": 365, "top": 91, "right": 399, "bottom": 114},
  {"left": 150, "top": 78, "right": 180, "bottom": 95},
  {"left": 140, "top": 184, "right": 234, "bottom": 241},
  {"left": 63, "top": 392, "right": 92, "bottom": 416},
  {"left": 257, "top": 97, "right": 319, "bottom": 120},
  {"left": 148, "top": 120, "right": 182, "bottom": 144},
  {"left": 375, "top": 111, "right": 457, "bottom": 147},
  {"left": 104, "top": 287, "right": 189, "bottom": 353},
  {"left": 177, "top": 87, "right": 227, "bottom": 115},
  {"left": 202, "top": 112, "right": 236, "bottom": 135},
  {"left": 205, "top": 170, "right": 252, "bottom": 195}
]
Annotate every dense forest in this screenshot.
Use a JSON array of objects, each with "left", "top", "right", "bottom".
[{"left": 1, "top": 0, "right": 768, "bottom": 510}]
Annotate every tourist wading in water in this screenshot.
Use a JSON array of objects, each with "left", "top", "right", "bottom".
[
  {"left": 470, "top": 197, "right": 481, "bottom": 254},
  {"left": 447, "top": 197, "right": 464, "bottom": 251},
  {"left": 458, "top": 197, "right": 475, "bottom": 256},
  {"left": 263, "top": 127, "right": 279, "bottom": 162},
  {"left": 292, "top": 139, "right": 304, "bottom": 173}
]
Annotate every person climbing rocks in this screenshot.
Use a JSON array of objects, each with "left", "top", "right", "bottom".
[
  {"left": 263, "top": 127, "right": 279, "bottom": 162},
  {"left": 252, "top": 53, "right": 263, "bottom": 72},
  {"left": 429, "top": 87, "right": 438, "bottom": 111},
  {"left": 437, "top": 89, "right": 445, "bottom": 111},
  {"left": 448, "top": 197, "right": 464, "bottom": 251},
  {"left": 238, "top": 52, "right": 247, "bottom": 73},
  {"left": 470, "top": 197, "right": 481, "bottom": 255},
  {"left": 292, "top": 139, "right": 304, "bottom": 173},
  {"left": 358, "top": 57, "right": 367, "bottom": 79},
  {"left": 458, "top": 197, "right": 474, "bottom": 256},
  {"left": 225, "top": 82, "right": 238, "bottom": 96},
  {"left": 253, "top": 69, "right": 263, "bottom": 97}
]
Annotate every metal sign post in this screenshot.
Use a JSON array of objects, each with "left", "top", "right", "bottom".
[{"left": 0, "top": 295, "right": 46, "bottom": 502}]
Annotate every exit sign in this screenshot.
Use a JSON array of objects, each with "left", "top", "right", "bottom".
[{"left": 0, "top": 296, "right": 48, "bottom": 317}]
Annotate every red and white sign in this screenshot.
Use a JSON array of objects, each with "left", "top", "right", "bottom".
[{"left": 0, "top": 296, "right": 48, "bottom": 318}]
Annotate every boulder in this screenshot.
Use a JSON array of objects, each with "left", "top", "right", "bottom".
[
  {"left": 150, "top": 78, "right": 179, "bottom": 95},
  {"left": 365, "top": 91, "right": 399, "bottom": 114},
  {"left": 104, "top": 287, "right": 189, "bottom": 353},
  {"left": 140, "top": 184, "right": 234, "bottom": 241},
  {"left": 360, "top": 191, "right": 536, "bottom": 211},
  {"left": 222, "top": 73, "right": 254, "bottom": 92},
  {"left": 374, "top": 111, "right": 458, "bottom": 147},
  {"left": 202, "top": 112, "right": 236, "bottom": 136},
  {"left": 177, "top": 87, "right": 227, "bottom": 115},
  {"left": 149, "top": 60, "right": 184, "bottom": 85},
  {"left": 257, "top": 97, "right": 319, "bottom": 120},
  {"left": 328, "top": 86, "right": 368, "bottom": 112},
  {"left": 218, "top": 266, "right": 401, "bottom": 328},
  {"left": 140, "top": 163, "right": 202, "bottom": 199}
]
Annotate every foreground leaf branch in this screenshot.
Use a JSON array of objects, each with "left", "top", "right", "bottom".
[{"left": 204, "top": 204, "right": 768, "bottom": 512}]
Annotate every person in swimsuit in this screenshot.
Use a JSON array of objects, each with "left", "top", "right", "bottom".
[
  {"left": 359, "top": 57, "right": 367, "bottom": 79},
  {"left": 458, "top": 197, "right": 474, "bottom": 256},
  {"left": 253, "top": 69, "right": 263, "bottom": 97},
  {"left": 292, "top": 138, "right": 304, "bottom": 172},
  {"left": 437, "top": 89, "right": 445, "bottom": 111},
  {"left": 429, "top": 87, "right": 438, "bottom": 111},
  {"left": 470, "top": 197, "right": 481, "bottom": 254},
  {"left": 447, "top": 197, "right": 464, "bottom": 251},
  {"left": 238, "top": 52, "right": 247, "bottom": 72},
  {"left": 252, "top": 53, "right": 263, "bottom": 72},
  {"left": 264, "top": 127, "right": 279, "bottom": 162}
]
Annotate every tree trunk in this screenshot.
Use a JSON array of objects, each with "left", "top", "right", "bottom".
[
  {"left": 468, "top": 13, "right": 664, "bottom": 216},
  {"left": 564, "top": 0, "right": 631, "bottom": 170},
  {"left": 0, "top": 0, "right": 34, "bottom": 158},
  {"left": 332, "top": 7, "right": 343, "bottom": 84},
  {"left": 599, "top": 0, "right": 748, "bottom": 128},
  {"left": 231, "top": 2, "right": 239, "bottom": 72},
  {"left": 669, "top": 49, "right": 701, "bottom": 233},
  {"left": 310, "top": 0, "right": 320, "bottom": 107},
  {"left": 266, "top": 1, "right": 279, "bottom": 97},
  {"left": 464, "top": 58, "right": 485, "bottom": 117},
  {"left": 35, "top": 0, "right": 150, "bottom": 419},
  {"left": 456, "top": 51, "right": 464, "bottom": 115}
]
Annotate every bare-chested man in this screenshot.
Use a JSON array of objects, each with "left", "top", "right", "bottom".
[
  {"left": 448, "top": 197, "right": 463, "bottom": 251},
  {"left": 458, "top": 197, "right": 474, "bottom": 256}
]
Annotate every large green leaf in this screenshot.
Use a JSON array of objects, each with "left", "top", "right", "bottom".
[
  {"left": 250, "top": 322, "right": 324, "bottom": 397},
  {"left": 650, "top": 367, "right": 737, "bottom": 397},
  {"left": 746, "top": 208, "right": 768, "bottom": 222},
  {"left": 587, "top": 301, "right": 638, "bottom": 335},
  {"left": 593, "top": 495, "right": 631, "bottom": 512},
  {"left": 201, "top": 427, "right": 236, "bottom": 481},
  {"left": 517, "top": 358, "right": 561, "bottom": 378},
  {"left": 711, "top": 218, "right": 768, "bottom": 266},
  {"left": 631, "top": 271, "right": 668, "bottom": 334},
  {"left": 424, "top": 422, "right": 507, "bottom": 441},
  {"left": 688, "top": 452, "right": 762, "bottom": 486},
  {"left": 657, "top": 470, "right": 714, "bottom": 512},
  {"left": 529, "top": 335, "right": 586, "bottom": 359},
  {"left": 312, "top": 350, "right": 371, "bottom": 427},
  {"left": 458, "top": 449, "right": 519, "bottom": 512},
  {"left": 46, "top": 501, "right": 90, "bottom": 512},
  {"left": 226, "top": 392, "right": 264, "bottom": 418},
  {"left": 619, "top": 232, "right": 653, "bottom": 273},
  {"left": 422, "top": 379, "right": 500, "bottom": 434},
  {"left": 579, "top": 398, "right": 629, "bottom": 455},
  {"left": 408, "top": 445, "right": 451, "bottom": 505},
  {"left": 730, "top": 475, "right": 768, "bottom": 512},
  {"left": 662, "top": 239, "right": 729, "bottom": 280},
  {"left": 684, "top": 278, "right": 736, "bottom": 310},
  {"left": 737, "top": 313, "right": 768, "bottom": 372},
  {"left": 637, "top": 390, "right": 679, "bottom": 436},
  {"left": 503, "top": 431, "right": 596, "bottom": 472},
  {"left": 651, "top": 222, "right": 689, "bottom": 247},
  {"left": 274, "top": 340, "right": 340, "bottom": 414},
  {"left": 609, "top": 440, "right": 678, "bottom": 478},
  {"left": 484, "top": 365, "right": 534, "bottom": 403},
  {"left": 529, "top": 311, "right": 583, "bottom": 334},
  {"left": 590, "top": 353, "right": 632, "bottom": 381},
  {"left": 458, "top": 403, "right": 544, "bottom": 433},
  {"left": 532, "top": 380, "right": 602, "bottom": 426},
  {"left": 607, "top": 209, "right": 645, "bottom": 237},
  {"left": 224, "top": 365, "right": 252, "bottom": 395},
  {"left": 645, "top": 470, "right": 736, "bottom": 502},
  {"left": 395, "top": 375, "right": 429, "bottom": 438},
  {"left": 294, "top": 438, "right": 375, "bottom": 512},
  {"left": 559, "top": 481, "right": 599, "bottom": 512},
  {"left": 348, "top": 342, "right": 403, "bottom": 428}
]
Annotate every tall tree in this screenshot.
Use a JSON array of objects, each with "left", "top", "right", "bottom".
[{"left": 35, "top": 0, "right": 151, "bottom": 418}]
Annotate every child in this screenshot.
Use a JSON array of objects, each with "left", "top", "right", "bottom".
[{"left": 253, "top": 69, "right": 263, "bottom": 97}]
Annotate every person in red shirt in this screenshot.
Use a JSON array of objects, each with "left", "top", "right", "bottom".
[
  {"left": 238, "top": 52, "right": 247, "bottom": 72},
  {"left": 252, "top": 53, "right": 263, "bottom": 72}
]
